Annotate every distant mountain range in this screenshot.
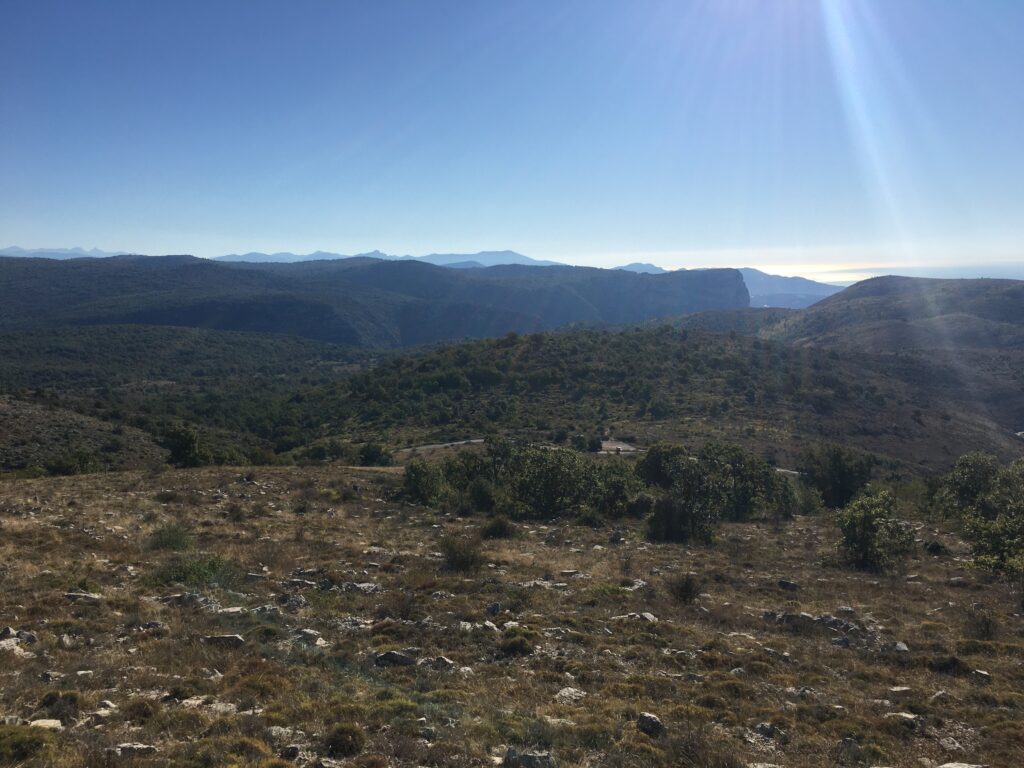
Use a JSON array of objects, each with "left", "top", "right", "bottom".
[
  {"left": 0, "top": 246, "right": 844, "bottom": 309},
  {"left": 0, "top": 254, "right": 749, "bottom": 348},
  {"left": 213, "top": 249, "right": 564, "bottom": 268}
]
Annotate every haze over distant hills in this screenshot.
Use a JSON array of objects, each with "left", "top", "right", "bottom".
[
  {"left": 1, "top": 246, "right": 846, "bottom": 309},
  {"left": 0, "top": 254, "right": 749, "bottom": 348}
]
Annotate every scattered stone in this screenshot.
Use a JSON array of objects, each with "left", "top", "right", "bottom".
[
  {"left": 947, "top": 577, "right": 969, "bottom": 588},
  {"left": 777, "top": 579, "right": 799, "bottom": 591},
  {"left": 203, "top": 634, "right": 245, "bottom": 648},
  {"left": 58, "top": 633, "right": 76, "bottom": 650},
  {"left": 939, "top": 736, "right": 964, "bottom": 752},
  {"left": 64, "top": 590, "right": 102, "bottom": 602},
  {"left": 503, "top": 746, "right": 556, "bottom": 768},
  {"left": 936, "top": 764, "right": 989, "bottom": 768},
  {"left": 375, "top": 650, "right": 416, "bottom": 667},
  {"left": 30, "top": 719, "right": 64, "bottom": 730},
  {"left": 342, "top": 582, "right": 382, "bottom": 594},
  {"left": 881, "top": 641, "right": 910, "bottom": 655},
  {"left": 0, "top": 637, "right": 35, "bottom": 659},
  {"left": 419, "top": 655, "right": 455, "bottom": 671},
  {"left": 637, "top": 711, "right": 665, "bottom": 737},
  {"left": 298, "top": 629, "right": 329, "bottom": 647},
  {"left": 640, "top": 612, "right": 658, "bottom": 623},
  {"left": 884, "top": 712, "right": 919, "bottom": 727},
  {"left": 117, "top": 743, "right": 158, "bottom": 757},
  {"left": 555, "top": 687, "right": 586, "bottom": 705},
  {"left": 279, "top": 744, "right": 302, "bottom": 760}
]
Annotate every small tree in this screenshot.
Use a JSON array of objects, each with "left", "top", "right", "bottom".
[
  {"left": 646, "top": 462, "right": 723, "bottom": 544},
  {"left": 836, "top": 490, "right": 914, "bottom": 571},
  {"left": 163, "top": 424, "right": 208, "bottom": 468},
  {"left": 799, "top": 442, "right": 874, "bottom": 508},
  {"left": 403, "top": 458, "right": 449, "bottom": 506}
]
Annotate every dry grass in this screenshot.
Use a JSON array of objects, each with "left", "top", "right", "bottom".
[{"left": 0, "top": 466, "right": 1021, "bottom": 767}]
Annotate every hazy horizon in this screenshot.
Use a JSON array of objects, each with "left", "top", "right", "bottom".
[{"left": 3, "top": 1, "right": 1023, "bottom": 281}]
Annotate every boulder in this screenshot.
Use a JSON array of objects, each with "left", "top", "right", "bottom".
[
  {"left": 637, "top": 711, "right": 665, "bottom": 737},
  {"left": 203, "top": 634, "right": 245, "bottom": 648},
  {"left": 117, "top": 744, "right": 158, "bottom": 757},
  {"left": 375, "top": 650, "right": 416, "bottom": 667},
  {"left": 503, "top": 747, "right": 556, "bottom": 768}
]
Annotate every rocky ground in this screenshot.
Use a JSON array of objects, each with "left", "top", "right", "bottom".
[{"left": 0, "top": 466, "right": 1020, "bottom": 767}]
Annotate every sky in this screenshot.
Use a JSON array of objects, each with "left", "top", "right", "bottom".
[{"left": 2, "top": 0, "right": 1023, "bottom": 281}]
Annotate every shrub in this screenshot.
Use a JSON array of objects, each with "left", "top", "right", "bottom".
[
  {"left": 0, "top": 725, "right": 52, "bottom": 761},
  {"left": 39, "top": 690, "right": 82, "bottom": 724},
  {"left": 499, "top": 627, "right": 536, "bottom": 657},
  {"left": 799, "top": 442, "right": 874, "bottom": 508},
  {"left": 163, "top": 423, "right": 209, "bottom": 467},
  {"left": 835, "top": 490, "right": 914, "bottom": 571},
  {"left": 403, "top": 459, "right": 449, "bottom": 506},
  {"left": 636, "top": 442, "right": 690, "bottom": 489},
  {"left": 439, "top": 534, "right": 484, "bottom": 572},
  {"left": 324, "top": 723, "right": 366, "bottom": 757},
  {"left": 666, "top": 571, "right": 703, "bottom": 604},
  {"left": 481, "top": 516, "right": 515, "bottom": 539},
  {"left": 939, "top": 455, "right": 1024, "bottom": 580},
  {"left": 646, "top": 462, "right": 723, "bottom": 544},
  {"left": 151, "top": 554, "right": 241, "bottom": 588},
  {"left": 145, "top": 522, "right": 193, "bottom": 551}
]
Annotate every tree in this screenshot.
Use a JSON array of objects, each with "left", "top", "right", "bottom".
[
  {"left": 403, "top": 459, "right": 449, "bottom": 506},
  {"left": 646, "top": 461, "right": 723, "bottom": 543},
  {"left": 835, "top": 490, "right": 914, "bottom": 571},
  {"left": 799, "top": 442, "right": 874, "bottom": 508},
  {"left": 163, "top": 424, "right": 208, "bottom": 467}
]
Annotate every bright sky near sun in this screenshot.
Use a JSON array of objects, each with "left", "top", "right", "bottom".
[{"left": 2, "top": 0, "right": 1023, "bottom": 279}]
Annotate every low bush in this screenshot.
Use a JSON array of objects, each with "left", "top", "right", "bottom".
[
  {"left": 439, "top": 534, "right": 484, "bottom": 572},
  {"left": 666, "top": 571, "right": 703, "bottom": 604},
  {"left": 145, "top": 522, "right": 193, "bottom": 551},
  {"left": 0, "top": 725, "right": 52, "bottom": 762},
  {"left": 324, "top": 722, "right": 366, "bottom": 757},
  {"left": 481, "top": 516, "right": 516, "bottom": 539}
]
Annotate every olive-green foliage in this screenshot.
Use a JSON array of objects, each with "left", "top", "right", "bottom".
[
  {"left": 145, "top": 522, "right": 194, "bottom": 551},
  {"left": 163, "top": 423, "right": 209, "bottom": 468},
  {"left": 403, "top": 458, "right": 450, "bottom": 506},
  {"left": 835, "top": 490, "right": 914, "bottom": 571},
  {"left": 646, "top": 460, "right": 723, "bottom": 544},
  {"left": 642, "top": 441, "right": 795, "bottom": 542},
  {"left": 151, "top": 554, "right": 241, "bottom": 588},
  {"left": 799, "top": 442, "right": 874, "bottom": 508},
  {"left": 0, "top": 725, "right": 52, "bottom": 761},
  {"left": 324, "top": 723, "right": 366, "bottom": 757},
  {"left": 439, "top": 533, "right": 485, "bottom": 572},
  {"left": 938, "top": 453, "right": 1024, "bottom": 577}
]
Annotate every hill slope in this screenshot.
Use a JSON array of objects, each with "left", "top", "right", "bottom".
[{"left": 0, "top": 256, "right": 749, "bottom": 348}]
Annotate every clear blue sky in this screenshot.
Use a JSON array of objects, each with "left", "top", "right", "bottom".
[{"left": 2, "top": 0, "right": 1023, "bottom": 279}]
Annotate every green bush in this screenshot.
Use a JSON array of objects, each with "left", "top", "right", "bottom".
[
  {"left": 0, "top": 725, "right": 52, "bottom": 761},
  {"left": 439, "top": 533, "right": 485, "bottom": 572},
  {"left": 145, "top": 522, "right": 193, "bottom": 551},
  {"left": 481, "top": 516, "right": 516, "bottom": 539},
  {"left": 324, "top": 722, "right": 366, "bottom": 757},
  {"left": 938, "top": 454, "right": 1024, "bottom": 579},
  {"left": 403, "top": 458, "right": 450, "bottom": 506},
  {"left": 151, "top": 554, "right": 241, "bottom": 588},
  {"left": 835, "top": 490, "right": 914, "bottom": 571},
  {"left": 666, "top": 571, "right": 703, "bottom": 604},
  {"left": 799, "top": 442, "right": 874, "bottom": 509}
]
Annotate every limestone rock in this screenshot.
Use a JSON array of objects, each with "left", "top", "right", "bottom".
[{"left": 637, "top": 711, "right": 665, "bottom": 737}]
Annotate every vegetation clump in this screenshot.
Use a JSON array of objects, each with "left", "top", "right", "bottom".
[
  {"left": 835, "top": 490, "right": 914, "bottom": 571},
  {"left": 324, "top": 722, "right": 366, "bottom": 757}
]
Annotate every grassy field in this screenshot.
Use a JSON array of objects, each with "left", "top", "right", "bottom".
[{"left": 1, "top": 465, "right": 1020, "bottom": 767}]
